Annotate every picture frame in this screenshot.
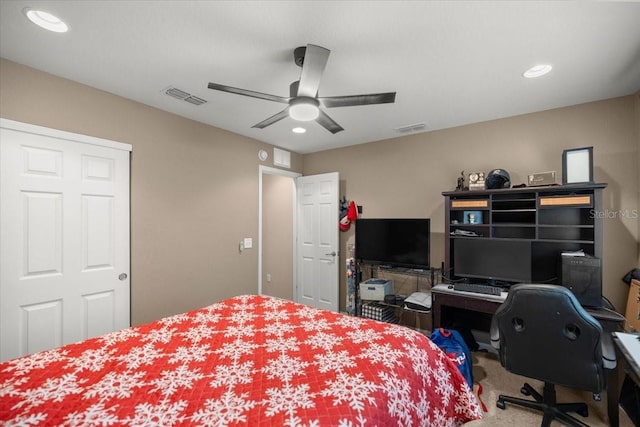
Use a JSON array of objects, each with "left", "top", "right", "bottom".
[
  {"left": 463, "top": 210, "right": 483, "bottom": 224},
  {"left": 562, "top": 146, "right": 593, "bottom": 184}
]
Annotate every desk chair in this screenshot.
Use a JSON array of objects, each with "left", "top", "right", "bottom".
[{"left": 490, "top": 284, "right": 616, "bottom": 427}]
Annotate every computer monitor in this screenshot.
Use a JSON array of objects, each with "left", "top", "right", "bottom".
[{"left": 453, "top": 238, "right": 532, "bottom": 284}]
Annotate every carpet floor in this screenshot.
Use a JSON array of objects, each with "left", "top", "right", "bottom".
[{"left": 464, "top": 351, "right": 636, "bottom": 427}]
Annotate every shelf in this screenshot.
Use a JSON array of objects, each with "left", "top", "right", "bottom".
[
  {"left": 492, "top": 199, "right": 537, "bottom": 212},
  {"left": 539, "top": 224, "right": 594, "bottom": 228},
  {"left": 492, "top": 208, "right": 536, "bottom": 212},
  {"left": 492, "top": 198, "right": 537, "bottom": 202},
  {"left": 451, "top": 224, "right": 490, "bottom": 232},
  {"left": 375, "top": 266, "right": 432, "bottom": 276},
  {"left": 492, "top": 193, "right": 536, "bottom": 200},
  {"left": 537, "top": 239, "right": 596, "bottom": 244},
  {"left": 450, "top": 199, "right": 489, "bottom": 209},
  {"left": 538, "top": 208, "right": 594, "bottom": 226},
  {"left": 539, "top": 194, "right": 593, "bottom": 207},
  {"left": 443, "top": 183, "right": 606, "bottom": 285},
  {"left": 492, "top": 210, "right": 536, "bottom": 224},
  {"left": 492, "top": 227, "right": 536, "bottom": 239},
  {"left": 538, "top": 227, "right": 594, "bottom": 241}
]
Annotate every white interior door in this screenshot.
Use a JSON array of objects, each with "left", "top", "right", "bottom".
[
  {"left": 0, "top": 119, "right": 131, "bottom": 362},
  {"left": 295, "top": 172, "right": 339, "bottom": 311}
]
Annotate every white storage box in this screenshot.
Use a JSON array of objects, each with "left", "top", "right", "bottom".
[{"left": 359, "top": 279, "right": 393, "bottom": 301}]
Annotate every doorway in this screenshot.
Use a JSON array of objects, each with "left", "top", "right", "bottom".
[{"left": 258, "top": 166, "right": 300, "bottom": 300}]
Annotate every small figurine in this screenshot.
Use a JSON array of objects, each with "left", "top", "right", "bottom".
[{"left": 456, "top": 170, "right": 466, "bottom": 191}]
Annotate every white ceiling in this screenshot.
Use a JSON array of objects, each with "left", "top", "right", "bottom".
[{"left": 1, "top": 1, "right": 639, "bottom": 154}]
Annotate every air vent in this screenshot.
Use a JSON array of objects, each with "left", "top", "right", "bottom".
[
  {"left": 184, "top": 96, "right": 207, "bottom": 106},
  {"left": 163, "top": 87, "right": 207, "bottom": 106},
  {"left": 166, "top": 87, "right": 189, "bottom": 99},
  {"left": 394, "top": 122, "right": 426, "bottom": 133}
]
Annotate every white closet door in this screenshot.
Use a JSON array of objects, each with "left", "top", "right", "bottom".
[{"left": 0, "top": 119, "right": 131, "bottom": 362}]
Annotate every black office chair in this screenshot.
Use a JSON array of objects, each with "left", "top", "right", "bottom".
[{"left": 490, "top": 284, "right": 616, "bottom": 427}]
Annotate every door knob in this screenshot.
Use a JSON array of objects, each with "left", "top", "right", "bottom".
[
  {"left": 118, "top": 273, "right": 128, "bottom": 281},
  {"left": 325, "top": 251, "right": 337, "bottom": 257}
]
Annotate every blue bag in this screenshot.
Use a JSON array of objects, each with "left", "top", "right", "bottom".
[{"left": 430, "top": 328, "right": 473, "bottom": 388}]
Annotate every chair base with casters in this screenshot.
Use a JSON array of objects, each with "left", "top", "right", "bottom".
[{"left": 497, "top": 381, "right": 590, "bottom": 427}]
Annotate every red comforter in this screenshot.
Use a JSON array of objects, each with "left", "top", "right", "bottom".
[{"left": 1, "top": 294, "right": 481, "bottom": 426}]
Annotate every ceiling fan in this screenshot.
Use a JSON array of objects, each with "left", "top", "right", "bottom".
[{"left": 207, "top": 44, "right": 396, "bottom": 134}]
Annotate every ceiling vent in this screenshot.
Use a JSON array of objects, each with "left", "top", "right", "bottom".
[
  {"left": 164, "top": 87, "right": 207, "bottom": 106},
  {"left": 183, "top": 96, "right": 207, "bottom": 106},
  {"left": 394, "top": 122, "right": 426, "bottom": 133}
]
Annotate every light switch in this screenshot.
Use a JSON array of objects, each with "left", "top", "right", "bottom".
[{"left": 243, "top": 238, "right": 253, "bottom": 249}]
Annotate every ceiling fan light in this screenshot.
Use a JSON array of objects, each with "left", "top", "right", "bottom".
[{"left": 289, "top": 97, "right": 319, "bottom": 121}]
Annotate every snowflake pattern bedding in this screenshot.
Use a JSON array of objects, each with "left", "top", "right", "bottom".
[{"left": 1, "top": 294, "right": 482, "bottom": 426}]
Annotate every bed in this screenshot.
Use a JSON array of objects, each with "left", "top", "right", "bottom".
[{"left": 1, "top": 294, "right": 482, "bottom": 426}]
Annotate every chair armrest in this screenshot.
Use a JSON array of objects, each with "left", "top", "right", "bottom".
[
  {"left": 490, "top": 315, "right": 500, "bottom": 349},
  {"left": 601, "top": 331, "right": 616, "bottom": 370}
]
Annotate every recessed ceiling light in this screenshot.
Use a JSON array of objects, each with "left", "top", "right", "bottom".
[
  {"left": 24, "top": 8, "right": 69, "bottom": 33},
  {"left": 523, "top": 64, "right": 552, "bottom": 78},
  {"left": 292, "top": 127, "right": 306, "bottom": 134}
]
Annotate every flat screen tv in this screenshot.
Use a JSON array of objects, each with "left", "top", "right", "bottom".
[
  {"left": 355, "top": 218, "right": 430, "bottom": 269},
  {"left": 453, "top": 238, "right": 533, "bottom": 283}
]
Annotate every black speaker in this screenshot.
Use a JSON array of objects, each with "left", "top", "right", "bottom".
[{"left": 561, "top": 255, "right": 602, "bottom": 307}]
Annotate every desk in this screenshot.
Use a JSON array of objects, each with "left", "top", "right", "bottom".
[
  {"left": 431, "top": 284, "right": 626, "bottom": 426},
  {"left": 431, "top": 284, "right": 506, "bottom": 329},
  {"left": 613, "top": 332, "right": 640, "bottom": 384},
  {"left": 611, "top": 332, "right": 640, "bottom": 427},
  {"left": 431, "top": 284, "right": 624, "bottom": 333}
]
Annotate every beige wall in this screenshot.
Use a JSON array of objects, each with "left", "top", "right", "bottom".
[
  {"left": 2, "top": 58, "right": 638, "bottom": 320},
  {"left": 637, "top": 93, "right": 640, "bottom": 267},
  {"left": 0, "top": 58, "right": 302, "bottom": 325},
  {"left": 262, "top": 173, "right": 294, "bottom": 300},
  {"left": 304, "top": 96, "right": 640, "bottom": 312}
]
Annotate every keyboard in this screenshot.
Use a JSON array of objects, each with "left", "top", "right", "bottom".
[{"left": 453, "top": 283, "right": 503, "bottom": 296}]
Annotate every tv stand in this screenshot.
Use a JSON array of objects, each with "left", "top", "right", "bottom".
[
  {"left": 357, "top": 263, "right": 436, "bottom": 329},
  {"left": 365, "top": 264, "right": 438, "bottom": 289}
]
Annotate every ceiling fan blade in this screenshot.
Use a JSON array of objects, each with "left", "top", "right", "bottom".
[
  {"left": 251, "top": 108, "right": 290, "bottom": 129},
  {"left": 316, "top": 110, "right": 344, "bottom": 134},
  {"left": 208, "top": 82, "right": 290, "bottom": 104},
  {"left": 297, "top": 44, "right": 330, "bottom": 98},
  {"left": 319, "top": 92, "right": 396, "bottom": 108}
]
